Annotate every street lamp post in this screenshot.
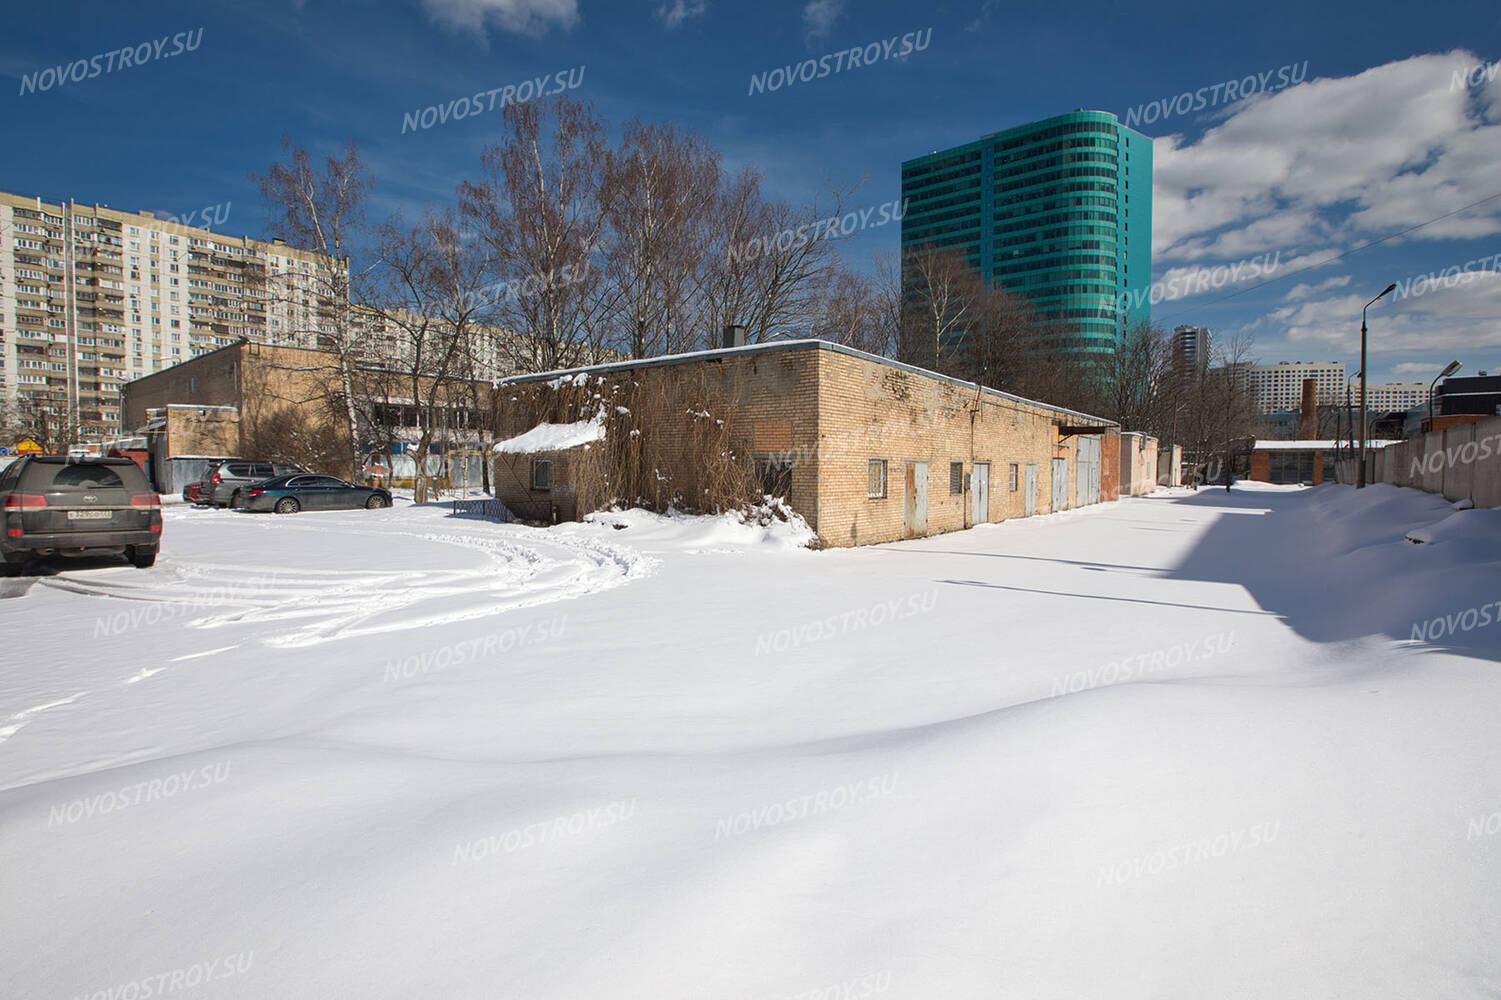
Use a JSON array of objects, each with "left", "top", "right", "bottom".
[
  {"left": 1428, "top": 360, "right": 1462, "bottom": 427},
  {"left": 1358, "top": 284, "right": 1397, "bottom": 488}
]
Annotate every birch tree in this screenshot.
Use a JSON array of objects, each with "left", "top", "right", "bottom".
[
  {"left": 251, "top": 137, "right": 374, "bottom": 476},
  {"left": 459, "top": 97, "right": 612, "bottom": 374}
]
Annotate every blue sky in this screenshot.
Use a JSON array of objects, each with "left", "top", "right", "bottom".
[{"left": 2, "top": 0, "right": 1499, "bottom": 384}]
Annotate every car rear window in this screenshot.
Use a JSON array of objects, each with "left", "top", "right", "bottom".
[
  {"left": 46, "top": 464, "right": 127, "bottom": 489},
  {"left": 227, "top": 463, "right": 251, "bottom": 476}
]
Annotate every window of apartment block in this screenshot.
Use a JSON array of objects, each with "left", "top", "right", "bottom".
[
  {"left": 950, "top": 462, "right": 963, "bottom": 495},
  {"left": 531, "top": 459, "right": 552, "bottom": 492},
  {"left": 867, "top": 459, "right": 888, "bottom": 499},
  {"left": 1009, "top": 463, "right": 1019, "bottom": 491}
]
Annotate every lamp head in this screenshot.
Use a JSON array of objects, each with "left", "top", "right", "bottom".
[{"left": 1441, "top": 360, "right": 1462, "bottom": 378}]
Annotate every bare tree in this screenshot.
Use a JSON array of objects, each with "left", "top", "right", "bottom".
[
  {"left": 2, "top": 395, "right": 77, "bottom": 454},
  {"left": 460, "top": 96, "right": 613, "bottom": 374},
  {"left": 1103, "top": 321, "right": 1172, "bottom": 433},
  {"left": 366, "top": 210, "right": 488, "bottom": 504},
  {"left": 1173, "top": 332, "right": 1259, "bottom": 482},
  {"left": 251, "top": 137, "right": 374, "bottom": 475},
  {"left": 810, "top": 267, "right": 893, "bottom": 357},
  {"left": 601, "top": 120, "right": 720, "bottom": 358},
  {"left": 867, "top": 251, "right": 904, "bottom": 359},
  {"left": 694, "top": 170, "right": 848, "bottom": 347},
  {"left": 897, "top": 244, "right": 986, "bottom": 372}
]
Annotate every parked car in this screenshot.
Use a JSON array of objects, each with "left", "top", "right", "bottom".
[
  {"left": 204, "top": 460, "right": 306, "bottom": 508},
  {"left": 0, "top": 455, "right": 161, "bottom": 571},
  {"left": 241, "top": 474, "right": 392, "bottom": 514},
  {"left": 182, "top": 481, "right": 206, "bottom": 504}
]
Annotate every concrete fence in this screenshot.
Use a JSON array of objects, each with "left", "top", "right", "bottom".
[{"left": 1338, "top": 415, "right": 1501, "bottom": 508}]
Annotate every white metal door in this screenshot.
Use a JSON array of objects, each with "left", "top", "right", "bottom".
[
  {"left": 1076, "top": 436, "right": 1101, "bottom": 507},
  {"left": 1024, "top": 464, "right": 1037, "bottom": 516},
  {"left": 972, "top": 462, "right": 989, "bottom": 524},
  {"left": 1052, "top": 457, "right": 1069, "bottom": 512}
]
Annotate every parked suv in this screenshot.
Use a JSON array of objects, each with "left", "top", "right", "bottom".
[
  {"left": 0, "top": 456, "right": 161, "bottom": 571},
  {"left": 204, "top": 460, "right": 306, "bottom": 508}
]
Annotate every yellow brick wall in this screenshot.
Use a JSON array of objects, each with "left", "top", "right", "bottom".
[
  {"left": 164, "top": 408, "right": 240, "bottom": 457},
  {"left": 493, "top": 345, "right": 1110, "bottom": 545},
  {"left": 493, "top": 352, "right": 824, "bottom": 526},
  {"left": 811, "top": 351, "right": 1088, "bottom": 546}
]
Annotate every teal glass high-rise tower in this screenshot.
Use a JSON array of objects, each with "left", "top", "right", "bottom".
[{"left": 900, "top": 109, "right": 1152, "bottom": 359}]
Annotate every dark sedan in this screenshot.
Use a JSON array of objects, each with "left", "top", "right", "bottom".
[{"left": 241, "top": 474, "right": 392, "bottom": 514}]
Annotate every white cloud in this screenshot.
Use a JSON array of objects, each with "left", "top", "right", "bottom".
[
  {"left": 1283, "top": 275, "right": 1352, "bottom": 301},
  {"left": 1268, "top": 271, "right": 1501, "bottom": 361},
  {"left": 1153, "top": 51, "right": 1501, "bottom": 265},
  {"left": 418, "top": 0, "right": 578, "bottom": 37},
  {"left": 1150, "top": 51, "right": 1501, "bottom": 380},
  {"left": 656, "top": 0, "right": 705, "bottom": 29},
  {"left": 1391, "top": 361, "right": 1454, "bottom": 376},
  {"left": 802, "top": 0, "right": 844, "bottom": 41}
]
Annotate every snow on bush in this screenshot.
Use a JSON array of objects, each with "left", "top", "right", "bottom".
[{"left": 580, "top": 496, "right": 815, "bottom": 550}]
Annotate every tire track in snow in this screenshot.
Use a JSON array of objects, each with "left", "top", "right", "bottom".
[
  {"left": 29, "top": 519, "right": 655, "bottom": 649},
  {"left": 0, "top": 692, "right": 89, "bottom": 745}
]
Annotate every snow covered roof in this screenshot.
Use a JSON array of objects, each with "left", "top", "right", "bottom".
[
  {"left": 1252, "top": 439, "right": 1400, "bottom": 451},
  {"left": 498, "top": 338, "right": 1118, "bottom": 429},
  {"left": 494, "top": 414, "right": 606, "bottom": 454}
]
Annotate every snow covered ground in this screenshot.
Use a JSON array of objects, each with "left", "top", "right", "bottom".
[{"left": 2, "top": 483, "right": 1500, "bottom": 999}]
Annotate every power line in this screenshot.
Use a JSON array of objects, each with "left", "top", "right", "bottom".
[{"left": 1151, "top": 187, "right": 1501, "bottom": 323}]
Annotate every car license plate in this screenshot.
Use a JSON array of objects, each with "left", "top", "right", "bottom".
[{"left": 66, "top": 509, "right": 113, "bottom": 520}]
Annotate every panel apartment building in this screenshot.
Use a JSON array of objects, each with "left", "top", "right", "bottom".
[
  {"left": 0, "top": 190, "right": 345, "bottom": 441},
  {"left": 1244, "top": 361, "right": 1347, "bottom": 413},
  {"left": 900, "top": 109, "right": 1153, "bottom": 359},
  {"left": 1349, "top": 380, "right": 1430, "bottom": 413}
]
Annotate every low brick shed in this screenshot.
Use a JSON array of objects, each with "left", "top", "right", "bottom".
[{"left": 492, "top": 339, "right": 1119, "bottom": 547}]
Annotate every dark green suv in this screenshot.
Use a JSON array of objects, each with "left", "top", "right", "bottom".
[{"left": 0, "top": 456, "right": 162, "bottom": 572}]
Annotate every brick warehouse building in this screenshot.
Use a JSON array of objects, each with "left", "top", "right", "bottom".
[
  {"left": 492, "top": 339, "right": 1121, "bottom": 547},
  {"left": 123, "top": 340, "right": 496, "bottom": 492}
]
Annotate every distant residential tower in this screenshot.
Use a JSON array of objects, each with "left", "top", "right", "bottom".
[
  {"left": 1171, "top": 325, "right": 1213, "bottom": 370},
  {"left": 900, "top": 109, "right": 1153, "bottom": 359}
]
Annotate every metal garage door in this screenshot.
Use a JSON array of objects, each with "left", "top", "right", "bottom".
[
  {"left": 903, "top": 461, "right": 928, "bottom": 538},
  {"left": 971, "top": 462, "right": 989, "bottom": 524},
  {"left": 1051, "top": 457, "right": 1069, "bottom": 512},
  {"left": 1075, "top": 436, "right": 1101, "bottom": 507}
]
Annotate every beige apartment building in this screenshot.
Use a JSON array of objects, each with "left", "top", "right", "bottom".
[
  {"left": 0, "top": 189, "right": 345, "bottom": 441},
  {"left": 1347, "top": 380, "right": 1430, "bottom": 412},
  {"left": 1244, "top": 360, "right": 1347, "bottom": 413}
]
